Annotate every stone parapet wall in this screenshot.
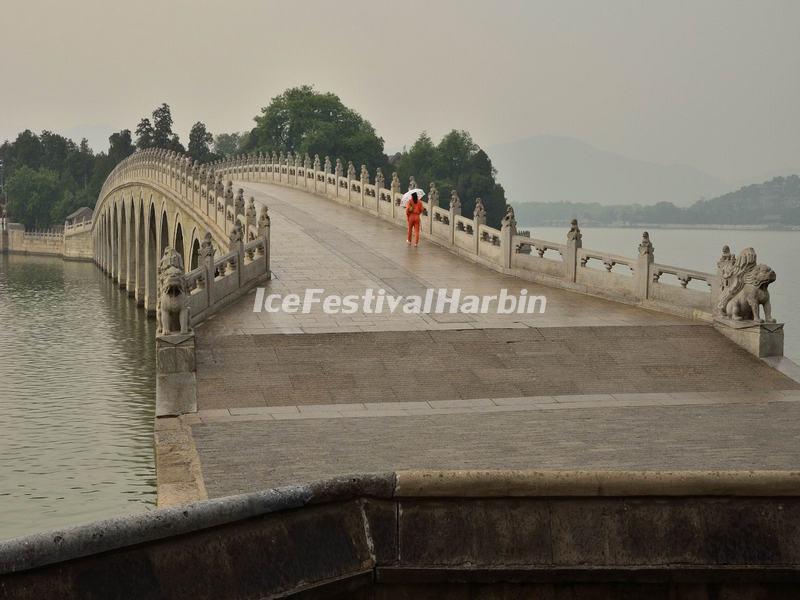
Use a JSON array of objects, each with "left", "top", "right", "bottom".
[
  {"left": 88, "top": 150, "right": 787, "bottom": 356},
  {"left": 4, "top": 225, "right": 64, "bottom": 257},
  {"left": 211, "top": 153, "right": 726, "bottom": 321},
  {"left": 63, "top": 228, "right": 94, "bottom": 261},
  {"left": 1, "top": 471, "right": 800, "bottom": 598}
]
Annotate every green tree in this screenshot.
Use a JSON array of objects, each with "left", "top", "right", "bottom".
[
  {"left": 213, "top": 132, "right": 248, "bottom": 157},
  {"left": 152, "top": 103, "right": 174, "bottom": 148},
  {"left": 107, "top": 129, "right": 135, "bottom": 164},
  {"left": 6, "top": 166, "right": 61, "bottom": 229},
  {"left": 396, "top": 130, "right": 508, "bottom": 226},
  {"left": 248, "top": 85, "right": 387, "bottom": 172},
  {"left": 188, "top": 122, "right": 215, "bottom": 162},
  {"left": 135, "top": 118, "right": 154, "bottom": 149}
]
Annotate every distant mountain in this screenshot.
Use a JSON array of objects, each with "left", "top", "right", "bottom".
[
  {"left": 488, "top": 135, "right": 729, "bottom": 207},
  {"left": 513, "top": 174, "right": 800, "bottom": 227}
]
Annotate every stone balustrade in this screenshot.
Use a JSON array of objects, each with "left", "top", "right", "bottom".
[
  {"left": 64, "top": 219, "right": 93, "bottom": 236},
  {"left": 93, "top": 150, "right": 273, "bottom": 416},
  {"left": 202, "top": 151, "right": 783, "bottom": 357},
  {"left": 0, "top": 148, "right": 786, "bottom": 357},
  {"left": 207, "top": 153, "right": 757, "bottom": 319}
]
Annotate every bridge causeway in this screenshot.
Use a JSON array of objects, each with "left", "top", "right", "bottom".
[{"left": 155, "top": 178, "right": 799, "bottom": 506}]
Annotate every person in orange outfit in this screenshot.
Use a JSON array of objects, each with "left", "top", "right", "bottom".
[{"left": 406, "top": 192, "right": 423, "bottom": 246}]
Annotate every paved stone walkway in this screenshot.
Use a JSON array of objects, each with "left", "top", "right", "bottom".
[
  {"left": 174, "top": 181, "right": 800, "bottom": 504},
  {"left": 196, "top": 326, "right": 798, "bottom": 410},
  {"left": 196, "top": 182, "right": 687, "bottom": 339},
  {"left": 191, "top": 394, "right": 800, "bottom": 498}
]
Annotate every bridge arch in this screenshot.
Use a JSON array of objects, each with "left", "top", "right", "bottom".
[
  {"left": 88, "top": 148, "right": 268, "bottom": 319},
  {"left": 174, "top": 221, "right": 185, "bottom": 271},
  {"left": 189, "top": 227, "right": 201, "bottom": 271}
]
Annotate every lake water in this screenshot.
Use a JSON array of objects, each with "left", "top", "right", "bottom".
[
  {"left": 0, "top": 254, "right": 156, "bottom": 540},
  {"left": 527, "top": 226, "right": 800, "bottom": 362}
]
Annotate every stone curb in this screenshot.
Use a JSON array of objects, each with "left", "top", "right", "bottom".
[
  {"left": 393, "top": 470, "right": 800, "bottom": 498},
  {"left": 3, "top": 470, "right": 800, "bottom": 576},
  {"left": 0, "top": 473, "right": 394, "bottom": 576}
]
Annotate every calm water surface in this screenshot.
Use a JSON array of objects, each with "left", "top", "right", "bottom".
[
  {"left": 529, "top": 227, "right": 800, "bottom": 362},
  {"left": 0, "top": 254, "right": 156, "bottom": 540}
]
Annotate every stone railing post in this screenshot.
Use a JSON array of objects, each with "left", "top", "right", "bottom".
[
  {"left": 390, "top": 172, "right": 400, "bottom": 219},
  {"left": 500, "top": 206, "right": 516, "bottom": 270},
  {"left": 258, "top": 206, "right": 271, "bottom": 279},
  {"left": 335, "top": 159, "right": 343, "bottom": 199},
  {"left": 565, "top": 219, "right": 582, "bottom": 283},
  {"left": 427, "top": 181, "right": 438, "bottom": 236},
  {"left": 636, "top": 231, "right": 654, "bottom": 300},
  {"left": 347, "top": 161, "right": 355, "bottom": 204},
  {"left": 473, "top": 198, "right": 486, "bottom": 256},
  {"left": 229, "top": 222, "right": 245, "bottom": 287},
  {"left": 360, "top": 165, "right": 368, "bottom": 208},
  {"left": 198, "top": 233, "right": 216, "bottom": 309},
  {"left": 712, "top": 245, "right": 734, "bottom": 314},
  {"left": 447, "top": 189, "right": 459, "bottom": 245}
]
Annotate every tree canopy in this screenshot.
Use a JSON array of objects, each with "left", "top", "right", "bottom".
[
  {"left": 213, "top": 132, "right": 249, "bottom": 158},
  {"left": 5, "top": 166, "right": 61, "bottom": 229},
  {"left": 135, "top": 104, "right": 185, "bottom": 153},
  {"left": 247, "top": 86, "right": 387, "bottom": 173},
  {"left": 188, "top": 122, "right": 215, "bottom": 163},
  {"left": 396, "top": 130, "right": 509, "bottom": 227},
  {"left": 0, "top": 129, "right": 109, "bottom": 228}
]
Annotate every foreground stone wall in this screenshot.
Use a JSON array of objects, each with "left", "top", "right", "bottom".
[{"left": 2, "top": 471, "right": 800, "bottom": 599}]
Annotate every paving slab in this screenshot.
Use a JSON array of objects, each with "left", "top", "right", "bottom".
[
  {"left": 190, "top": 399, "right": 800, "bottom": 499},
  {"left": 174, "top": 181, "right": 800, "bottom": 504}
]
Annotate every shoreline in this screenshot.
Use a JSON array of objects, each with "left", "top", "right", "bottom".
[{"left": 522, "top": 222, "right": 800, "bottom": 231}]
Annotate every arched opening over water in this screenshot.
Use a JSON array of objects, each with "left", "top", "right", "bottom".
[
  {"left": 147, "top": 204, "right": 158, "bottom": 309},
  {"left": 159, "top": 211, "right": 169, "bottom": 259},
  {"left": 174, "top": 222, "right": 185, "bottom": 270},
  {"left": 190, "top": 230, "right": 200, "bottom": 271},
  {"left": 111, "top": 204, "right": 119, "bottom": 279},
  {"left": 136, "top": 201, "right": 145, "bottom": 304},
  {"left": 118, "top": 198, "right": 129, "bottom": 286}
]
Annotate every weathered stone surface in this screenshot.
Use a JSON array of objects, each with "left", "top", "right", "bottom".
[
  {"left": 397, "top": 499, "right": 552, "bottom": 566},
  {"left": 5, "top": 472, "right": 800, "bottom": 598},
  {"left": 195, "top": 327, "right": 798, "bottom": 411},
  {"left": 715, "top": 318, "right": 784, "bottom": 357},
  {"left": 156, "top": 344, "right": 196, "bottom": 374},
  {"left": 156, "top": 372, "right": 197, "bottom": 417}
]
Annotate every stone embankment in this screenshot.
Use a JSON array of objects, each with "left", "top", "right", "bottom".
[{"left": 2, "top": 471, "right": 800, "bottom": 598}]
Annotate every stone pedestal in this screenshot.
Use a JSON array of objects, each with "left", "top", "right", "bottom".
[
  {"left": 714, "top": 318, "right": 784, "bottom": 358},
  {"left": 156, "top": 332, "right": 197, "bottom": 416}
]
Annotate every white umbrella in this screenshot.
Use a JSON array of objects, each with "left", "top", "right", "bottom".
[{"left": 400, "top": 188, "right": 426, "bottom": 208}]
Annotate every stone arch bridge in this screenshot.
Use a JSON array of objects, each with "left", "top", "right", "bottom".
[{"left": 79, "top": 148, "right": 797, "bottom": 512}]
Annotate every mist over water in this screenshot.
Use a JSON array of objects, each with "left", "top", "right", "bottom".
[
  {"left": 529, "top": 227, "right": 800, "bottom": 362},
  {"left": 0, "top": 254, "right": 156, "bottom": 540}
]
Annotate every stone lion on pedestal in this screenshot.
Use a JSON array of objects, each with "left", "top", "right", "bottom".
[
  {"left": 156, "top": 247, "right": 191, "bottom": 336},
  {"left": 724, "top": 263, "right": 777, "bottom": 323}
]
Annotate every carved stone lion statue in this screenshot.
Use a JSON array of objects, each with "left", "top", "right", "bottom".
[
  {"left": 724, "top": 263, "right": 777, "bottom": 323},
  {"left": 156, "top": 248, "right": 191, "bottom": 336},
  {"left": 717, "top": 247, "right": 757, "bottom": 316}
]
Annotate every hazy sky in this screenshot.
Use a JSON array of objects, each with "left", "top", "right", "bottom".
[{"left": 1, "top": 0, "right": 798, "bottom": 182}]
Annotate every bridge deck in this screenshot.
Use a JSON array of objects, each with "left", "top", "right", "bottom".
[{"left": 164, "top": 182, "right": 800, "bottom": 503}]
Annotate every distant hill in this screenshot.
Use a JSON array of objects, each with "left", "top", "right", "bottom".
[
  {"left": 488, "top": 135, "right": 729, "bottom": 207},
  {"left": 513, "top": 175, "right": 800, "bottom": 227}
]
